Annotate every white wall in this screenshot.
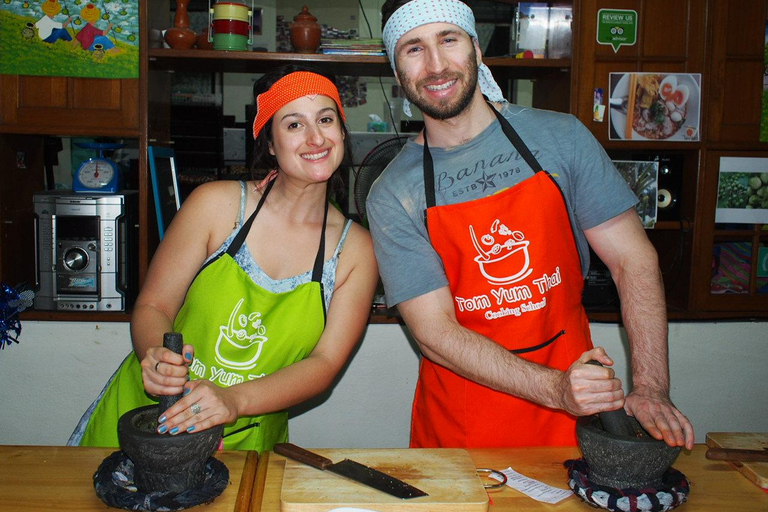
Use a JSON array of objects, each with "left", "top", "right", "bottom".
[{"left": 0, "top": 320, "right": 765, "bottom": 447}]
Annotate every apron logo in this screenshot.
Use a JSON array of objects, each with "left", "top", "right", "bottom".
[
  {"left": 214, "top": 298, "right": 269, "bottom": 371},
  {"left": 469, "top": 219, "right": 533, "bottom": 285}
]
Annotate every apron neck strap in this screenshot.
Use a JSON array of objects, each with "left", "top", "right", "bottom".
[
  {"left": 311, "top": 199, "right": 329, "bottom": 284},
  {"left": 422, "top": 102, "right": 544, "bottom": 210},
  {"left": 227, "top": 179, "right": 329, "bottom": 287},
  {"left": 227, "top": 178, "right": 275, "bottom": 258}
]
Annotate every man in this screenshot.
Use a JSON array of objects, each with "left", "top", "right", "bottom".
[{"left": 367, "top": 0, "right": 694, "bottom": 449}]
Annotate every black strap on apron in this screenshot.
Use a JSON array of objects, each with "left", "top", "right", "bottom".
[
  {"left": 226, "top": 178, "right": 330, "bottom": 322},
  {"left": 422, "top": 101, "right": 545, "bottom": 212}
]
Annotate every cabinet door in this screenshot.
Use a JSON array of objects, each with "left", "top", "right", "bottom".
[
  {"left": 0, "top": 75, "right": 139, "bottom": 137},
  {"left": 706, "top": 0, "right": 766, "bottom": 144},
  {"left": 0, "top": 135, "right": 46, "bottom": 288}
]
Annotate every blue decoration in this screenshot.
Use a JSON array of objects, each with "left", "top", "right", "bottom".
[{"left": 0, "top": 283, "right": 34, "bottom": 350}]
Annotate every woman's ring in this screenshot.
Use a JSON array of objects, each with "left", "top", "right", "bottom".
[
  {"left": 190, "top": 403, "right": 202, "bottom": 415},
  {"left": 155, "top": 361, "right": 161, "bottom": 372}
]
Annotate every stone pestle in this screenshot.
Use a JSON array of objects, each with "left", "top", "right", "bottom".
[
  {"left": 585, "top": 359, "right": 640, "bottom": 438},
  {"left": 117, "top": 332, "right": 224, "bottom": 494},
  {"left": 158, "top": 331, "right": 184, "bottom": 414}
]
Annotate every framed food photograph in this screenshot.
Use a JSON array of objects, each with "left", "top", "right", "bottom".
[
  {"left": 608, "top": 72, "right": 701, "bottom": 142},
  {"left": 148, "top": 146, "right": 181, "bottom": 240}
]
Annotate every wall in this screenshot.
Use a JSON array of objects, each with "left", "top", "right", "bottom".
[{"left": 0, "top": 320, "right": 765, "bottom": 447}]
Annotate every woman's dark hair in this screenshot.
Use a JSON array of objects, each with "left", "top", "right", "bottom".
[
  {"left": 381, "top": 0, "right": 414, "bottom": 30},
  {"left": 249, "top": 64, "right": 353, "bottom": 203}
]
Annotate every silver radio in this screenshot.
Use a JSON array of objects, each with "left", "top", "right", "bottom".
[{"left": 33, "top": 191, "right": 138, "bottom": 312}]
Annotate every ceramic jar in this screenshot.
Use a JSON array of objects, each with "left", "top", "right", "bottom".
[
  {"left": 290, "top": 5, "right": 321, "bottom": 54},
  {"left": 164, "top": 0, "right": 197, "bottom": 50}
]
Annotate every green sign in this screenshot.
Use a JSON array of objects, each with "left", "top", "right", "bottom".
[{"left": 596, "top": 9, "right": 638, "bottom": 53}]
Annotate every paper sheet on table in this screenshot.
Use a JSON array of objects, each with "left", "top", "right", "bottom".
[{"left": 491, "top": 467, "right": 573, "bottom": 504}]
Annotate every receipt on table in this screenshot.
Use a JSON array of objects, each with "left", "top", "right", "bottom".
[{"left": 490, "top": 467, "right": 573, "bottom": 504}]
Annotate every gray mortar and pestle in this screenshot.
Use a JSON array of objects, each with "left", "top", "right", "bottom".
[
  {"left": 117, "top": 332, "right": 225, "bottom": 494},
  {"left": 575, "top": 360, "right": 681, "bottom": 490}
]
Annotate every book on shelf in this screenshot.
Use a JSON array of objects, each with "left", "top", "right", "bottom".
[{"left": 319, "top": 38, "right": 385, "bottom": 56}]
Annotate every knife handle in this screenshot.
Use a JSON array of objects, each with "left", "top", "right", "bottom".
[{"left": 274, "top": 443, "right": 333, "bottom": 469}]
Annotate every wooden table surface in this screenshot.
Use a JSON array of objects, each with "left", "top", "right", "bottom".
[
  {"left": 0, "top": 445, "right": 259, "bottom": 512},
  {"left": 2, "top": 445, "right": 766, "bottom": 511},
  {"left": 255, "top": 445, "right": 768, "bottom": 512}
]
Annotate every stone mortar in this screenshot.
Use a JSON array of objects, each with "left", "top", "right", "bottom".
[{"left": 576, "top": 414, "right": 681, "bottom": 489}]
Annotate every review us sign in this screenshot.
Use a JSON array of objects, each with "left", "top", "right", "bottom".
[{"left": 597, "top": 9, "right": 637, "bottom": 53}]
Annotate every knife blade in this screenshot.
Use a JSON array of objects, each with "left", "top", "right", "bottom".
[
  {"left": 273, "top": 443, "right": 429, "bottom": 499},
  {"left": 705, "top": 447, "right": 768, "bottom": 463}
]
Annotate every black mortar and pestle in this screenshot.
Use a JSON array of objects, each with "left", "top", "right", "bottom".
[
  {"left": 117, "top": 332, "right": 225, "bottom": 494},
  {"left": 575, "top": 360, "right": 681, "bottom": 489}
]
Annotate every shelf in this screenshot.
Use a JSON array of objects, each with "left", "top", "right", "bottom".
[
  {"left": 148, "top": 49, "right": 570, "bottom": 78},
  {"left": 21, "top": 310, "right": 131, "bottom": 322}
]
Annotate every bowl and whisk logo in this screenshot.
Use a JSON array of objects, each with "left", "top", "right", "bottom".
[
  {"left": 214, "top": 298, "right": 269, "bottom": 371},
  {"left": 469, "top": 219, "right": 533, "bottom": 286}
]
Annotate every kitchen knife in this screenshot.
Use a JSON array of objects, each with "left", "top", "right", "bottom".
[
  {"left": 706, "top": 447, "right": 768, "bottom": 463},
  {"left": 273, "top": 443, "right": 429, "bottom": 499}
]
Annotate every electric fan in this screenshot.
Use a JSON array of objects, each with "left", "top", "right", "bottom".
[{"left": 354, "top": 136, "right": 410, "bottom": 222}]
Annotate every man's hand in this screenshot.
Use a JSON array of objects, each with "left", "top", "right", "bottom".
[
  {"left": 625, "top": 386, "right": 695, "bottom": 450},
  {"left": 555, "top": 347, "right": 625, "bottom": 417}
]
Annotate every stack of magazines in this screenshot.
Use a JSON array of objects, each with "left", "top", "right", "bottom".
[{"left": 319, "top": 38, "right": 385, "bottom": 56}]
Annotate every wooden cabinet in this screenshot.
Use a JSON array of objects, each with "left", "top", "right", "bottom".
[
  {"left": 571, "top": 0, "right": 708, "bottom": 316},
  {"left": 0, "top": 75, "right": 139, "bottom": 137},
  {"left": 689, "top": 0, "right": 768, "bottom": 315}
]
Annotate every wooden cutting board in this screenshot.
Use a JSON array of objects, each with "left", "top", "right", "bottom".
[
  {"left": 280, "top": 448, "right": 488, "bottom": 512},
  {"left": 706, "top": 432, "right": 768, "bottom": 489}
]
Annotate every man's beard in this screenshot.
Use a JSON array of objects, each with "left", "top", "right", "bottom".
[{"left": 398, "top": 49, "right": 479, "bottom": 121}]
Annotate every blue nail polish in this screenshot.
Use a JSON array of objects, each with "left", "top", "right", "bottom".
[
  {"left": 186, "top": 426, "right": 196, "bottom": 433},
  {"left": 159, "top": 415, "right": 166, "bottom": 424},
  {"left": 184, "top": 352, "right": 192, "bottom": 361},
  {"left": 170, "top": 426, "right": 179, "bottom": 435},
  {"left": 158, "top": 425, "right": 167, "bottom": 434},
  {"left": 183, "top": 387, "right": 190, "bottom": 396}
]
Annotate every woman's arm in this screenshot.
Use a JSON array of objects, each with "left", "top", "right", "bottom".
[
  {"left": 156, "top": 222, "right": 380, "bottom": 433},
  {"left": 130, "top": 181, "right": 240, "bottom": 397}
]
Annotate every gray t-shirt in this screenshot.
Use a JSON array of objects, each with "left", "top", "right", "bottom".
[{"left": 366, "top": 102, "right": 638, "bottom": 308}]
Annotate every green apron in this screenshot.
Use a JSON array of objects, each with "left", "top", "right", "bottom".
[{"left": 80, "top": 180, "right": 328, "bottom": 451}]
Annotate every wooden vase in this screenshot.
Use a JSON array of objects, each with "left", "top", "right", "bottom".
[
  {"left": 164, "top": 0, "right": 197, "bottom": 50},
  {"left": 290, "top": 5, "right": 321, "bottom": 54}
]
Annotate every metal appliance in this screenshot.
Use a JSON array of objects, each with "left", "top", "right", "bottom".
[{"left": 33, "top": 191, "right": 138, "bottom": 312}]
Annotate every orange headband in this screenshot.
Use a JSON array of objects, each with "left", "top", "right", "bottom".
[{"left": 252, "top": 71, "right": 346, "bottom": 139}]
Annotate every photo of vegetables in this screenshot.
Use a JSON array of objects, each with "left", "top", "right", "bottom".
[
  {"left": 716, "top": 157, "right": 768, "bottom": 224},
  {"left": 612, "top": 160, "right": 658, "bottom": 228}
]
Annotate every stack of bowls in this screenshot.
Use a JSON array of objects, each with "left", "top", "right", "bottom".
[{"left": 209, "top": 1, "right": 252, "bottom": 51}]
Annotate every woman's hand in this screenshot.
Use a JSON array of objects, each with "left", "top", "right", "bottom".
[
  {"left": 141, "top": 343, "right": 195, "bottom": 397},
  {"left": 155, "top": 379, "right": 241, "bottom": 435}
]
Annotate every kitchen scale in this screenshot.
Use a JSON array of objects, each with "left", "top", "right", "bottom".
[{"left": 73, "top": 142, "right": 125, "bottom": 193}]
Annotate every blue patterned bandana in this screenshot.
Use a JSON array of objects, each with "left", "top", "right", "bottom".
[{"left": 382, "top": 0, "right": 504, "bottom": 116}]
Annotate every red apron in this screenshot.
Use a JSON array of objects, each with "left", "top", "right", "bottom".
[{"left": 411, "top": 105, "right": 593, "bottom": 448}]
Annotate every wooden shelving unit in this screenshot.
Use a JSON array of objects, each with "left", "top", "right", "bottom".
[{"left": 4, "top": 0, "right": 768, "bottom": 321}]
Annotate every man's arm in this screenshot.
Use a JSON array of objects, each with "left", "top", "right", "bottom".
[
  {"left": 397, "top": 287, "right": 625, "bottom": 417},
  {"left": 584, "top": 208, "right": 695, "bottom": 449}
]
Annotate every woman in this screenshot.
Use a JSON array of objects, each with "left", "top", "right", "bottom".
[{"left": 72, "top": 65, "right": 379, "bottom": 451}]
